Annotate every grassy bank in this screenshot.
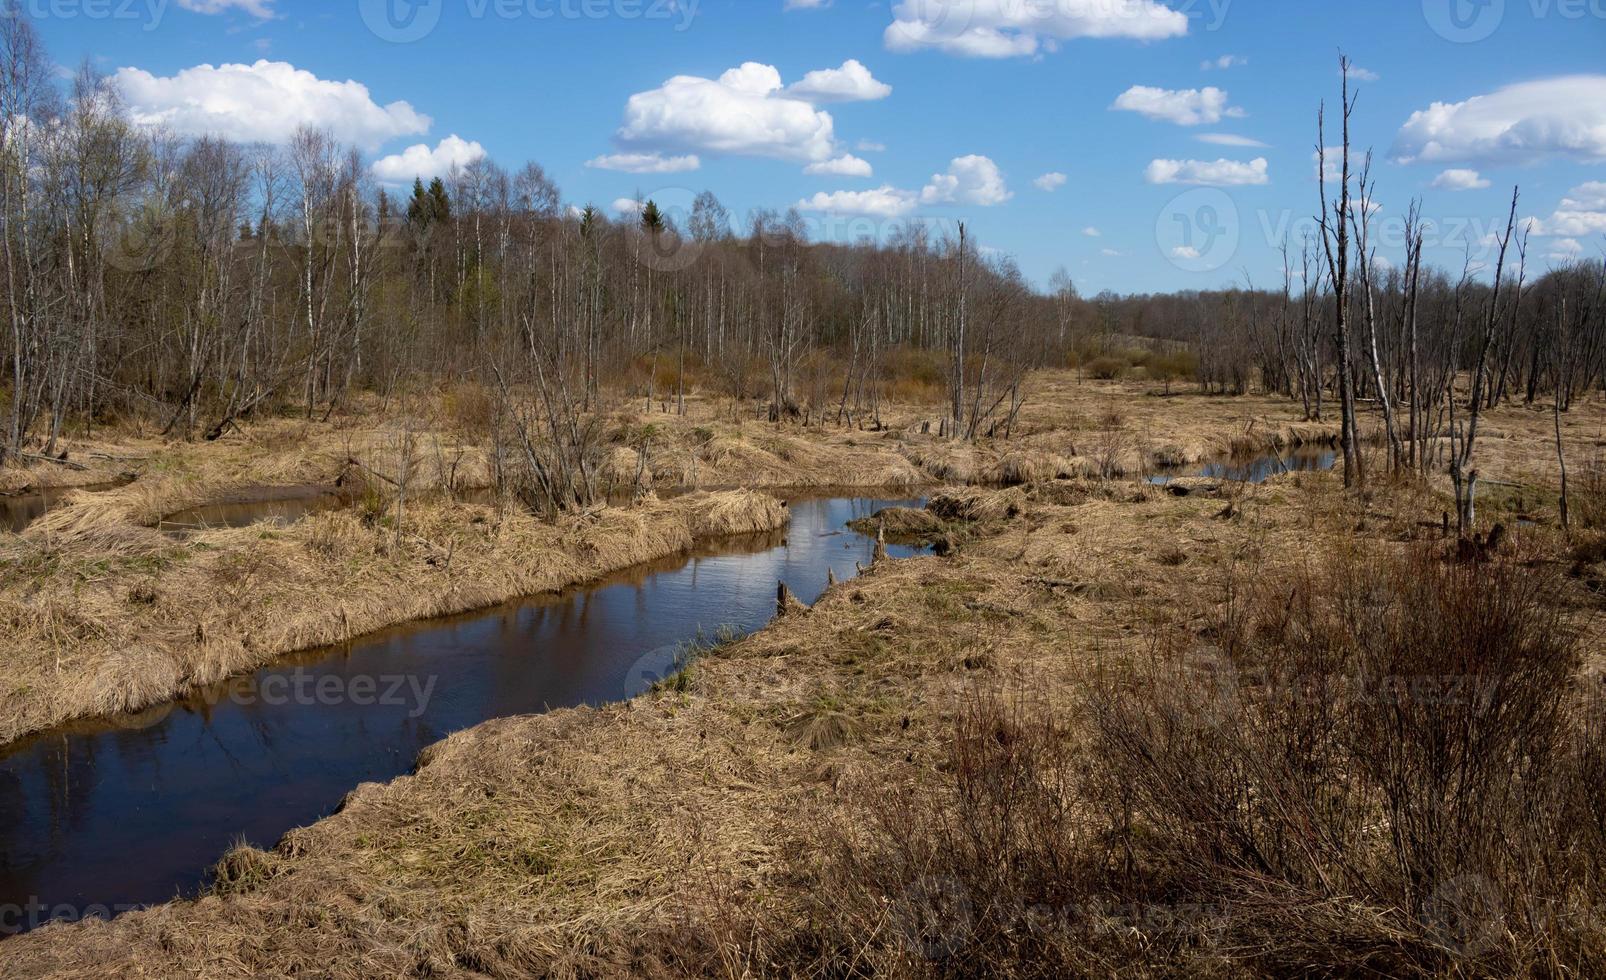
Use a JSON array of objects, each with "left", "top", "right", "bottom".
[
  {"left": 0, "top": 488, "right": 786, "bottom": 748},
  {"left": 4, "top": 454, "right": 1600, "bottom": 975}
]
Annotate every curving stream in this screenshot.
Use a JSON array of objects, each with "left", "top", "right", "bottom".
[{"left": 0, "top": 495, "right": 926, "bottom": 936}]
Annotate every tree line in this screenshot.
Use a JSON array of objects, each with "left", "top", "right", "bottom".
[{"left": 2, "top": 15, "right": 1601, "bottom": 520}]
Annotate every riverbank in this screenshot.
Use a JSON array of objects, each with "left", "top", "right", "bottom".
[
  {"left": 3, "top": 460, "right": 1600, "bottom": 975},
  {"left": 0, "top": 375, "right": 1333, "bottom": 745},
  {"left": 0, "top": 488, "right": 786, "bottom": 749},
  {"left": 2, "top": 374, "right": 1598, "bottom": 749},
  {"left": 2, "top": 377, "right": 1602, "bottom": 974}
]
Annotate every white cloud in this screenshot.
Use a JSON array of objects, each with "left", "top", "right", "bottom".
[
  {"left": 1101, "top": 247, "right": 1127, "bottom": 257},
  {"left": 1313, "top": 147, "right": 1345, "bottom": 183},
  {"left": 920, "top": 154, "right": 1012, "bottom": 206},
  {"left": 613, "top": 62, "right": 880, "bottom": 169},
  {"left": 784, "top": 59, "right": 892, "bottom": 103},
  {"left": 1546, "top": 238, "right": 1585, "bottom": 261},
  {"left": 1430, "top": 168, "right": 1490, "bottom": 191},
  {"left": 175, "top": 0, "right": 274, "bottom": 16},
  {"left": 796, "top": 186, "right": 917, "bottom": 218},
  {"left": 885, "top": 0, "right": 1187, "bottom": 58},
  {"left": 805, "top": 154, "right": 874, "bottom": 177},
  {"left": 857, "top": 139, "right": 887, "bottom": 152},
  {"left": 1082, "top": 226, "right": 1101, "bottom": 237},
  {"left": 1197, "top": 132, "right": 1269, "bottom": 148},
  {"left": 372, "top": 135, "right": 486, "bottom": 184},
  {"left": 1562, "top": 181, "right": 1606, "bottom": 212},
  {"left": 585, "top": 152, "right": 701, "bottom": 174},
  {"left": 612, "top": 197, "right": 646, "bottom": 218},
  {"left": 1201, "top": 54, "right": 1246, "bottom": 70},
  {"left": 113, "top": 60, "right": 429, "bottom": 150},
  {"left": 1525, "top": 183, "right": 1606, "bottom": 238},
  {"left": 1391, "top": 75, "right": 1606, "bottom": 165},
  {"left": 1111, "top": 86, "right": 1243, "bottom": 126},
  {"left": 1170, "top": 246, "right": 1201, "bottom": 259},
  {"left": 1145, "top": 157, "right": 1269, "bottom": 186},
  {"left": 797, "top": 154, "right": 1013, "bottom": 216},
  {"left": 1034, "top": 171, "right": 1068, "bottom": 191},
  {"left": 785, "top": 0, "right": 829, "bottom": 7},
  {"left": 1349, "top": 66, "right": 1380, "bottom": 82}
]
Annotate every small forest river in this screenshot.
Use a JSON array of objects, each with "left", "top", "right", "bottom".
[{"left": 0, "top": 495, "right": 926, "bottom": 935}]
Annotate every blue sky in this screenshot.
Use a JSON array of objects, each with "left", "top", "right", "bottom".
[{"left": 35, "top": 0, "right": 1606, "bottom": 294}]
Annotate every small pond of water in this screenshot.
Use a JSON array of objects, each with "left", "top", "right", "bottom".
[{"left": 1149, "top": 446, "right": 1338, "bottom": 485}]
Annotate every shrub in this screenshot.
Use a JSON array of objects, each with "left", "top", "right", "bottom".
[
  {"left": 768, "top": 547, "right": 1604, "bottom": 977},
  {"left": 1085, "top": 356, "right": 1126, "bottom": 380}
]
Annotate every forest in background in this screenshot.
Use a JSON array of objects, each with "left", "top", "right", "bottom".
[{"left": 3, "top": 10, "right": 1603, "bottom": 516}]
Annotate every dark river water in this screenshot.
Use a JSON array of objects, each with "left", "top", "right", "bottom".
[
  {"left": 1150, "top": 446, "right": 1338, "bottom": 485},
  {"left": 1, "top": 481, "right": 131, "bottom": 534},
  {"left": 0, "top": 495, "right": 925, "bottom": 935}
]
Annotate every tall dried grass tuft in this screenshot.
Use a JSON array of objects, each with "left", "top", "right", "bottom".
[{"left": 761, "top": 546, "right": 1604, "bottom": 977}]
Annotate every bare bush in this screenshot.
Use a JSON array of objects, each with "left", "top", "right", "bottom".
[{"left": 752, "top": 548, "right": 1603, "bottom": 977}]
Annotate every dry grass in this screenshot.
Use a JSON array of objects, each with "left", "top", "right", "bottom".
[
  {"left": 2, "top": 375, "right": 1603, "bottom": 976},
  {"left": 0, "top": 489, "right": 785, "bottom": 747}
]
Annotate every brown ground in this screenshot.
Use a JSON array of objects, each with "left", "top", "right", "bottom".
[{"left": 0, "top": 375, "right": 1601, "bottom": 976}]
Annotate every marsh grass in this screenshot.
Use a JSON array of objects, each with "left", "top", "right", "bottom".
[{"left": 774, "top": 545, "right": 1605, "bottom": 978}]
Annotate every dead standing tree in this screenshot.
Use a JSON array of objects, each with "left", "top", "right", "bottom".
[
  {"left": 1448, "top": 188, "right": 1523, "bottom": 537},
  {"left": 1316, "top": 56, "right": 1363, "bottom": 489}
]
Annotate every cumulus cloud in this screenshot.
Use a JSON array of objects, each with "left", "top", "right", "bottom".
[
  {"left": 885, "top": 0, "right": 1187, "bottom": 58},
  {"left": 1112, "top": 85, "right": 1242, "bottom": 126},
  {"left": 1201, "top": 54, "right": 1246, "bottom": 70},
  {"left": 585, "top": 152, "right": 701, "bottom": 173},
  {"left": 805, "top": 154, "right": 874, "bottom": 177},
  {"left": 372, "top": 135, "right": 486, "bottom": 184},
  {"left": 113, "top": 60, "right": 429, "bottom": 150},
  {"left": 1197, "top": 132, "right": 1268, "bottom": 148},
  {"left": 795, "top": 186, "right": 917, "bottom": 218},
  {"left": 1546, "top": 238, "right": 1585, "bottom": 261},
  {"left": 1391, "top": 75, "right": 1606, "bottom": 165},
  {"left": 1034, "top": 171, "right": 1068, "bottom": 191},
  {"left": 612, "top": 61, "right": 891, "bottom": 171},
  {"left": 175, "top": 0, "right": 274, "bottom": 16},
  {"left": 1525, "top": 182, "right": 1606, "bottom": 238},
  {"left": 612, "top": 197, "right": 646, "bottom": 218},
  {"left": 1348, "top": 65, "right": 1380, "bottom": 82},
  {"left": 1430, "top": 168, "right": 1490, "bottom": 191},
  {"left": 1145, "top": 157, "right": 1269, "bottom": 186},
  {"left": 784, "top": 59, "right": 892, "bottom": 103},
  {"left": 798, "top": 154, "right": 1013, "bottom": 216},
  {"left": 1082, "top": 226, "right": 1101, "bottom": 237},
  {"left": 920, "top": 154, "right": 1012, "bottom": 205}
]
